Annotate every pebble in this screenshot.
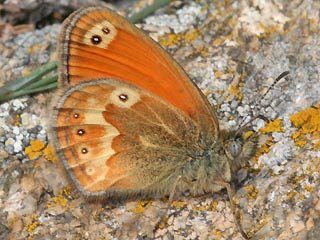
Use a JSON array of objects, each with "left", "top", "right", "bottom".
[
  {"left": 5, "top": 137, "right": 15, "bottom": 147},
  {"left": 21, "top": 112, "right": 30, "bottom": 126}
]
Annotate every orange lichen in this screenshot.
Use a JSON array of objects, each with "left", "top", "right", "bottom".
[
  {"left": 228, "top": 85, "right": 243, "bottom": 101},
  {"left": 259, "top": 119, "right": 284, "bottom": 134},
  {"left": 158, "top": 27, "right": 202, "bottom": 48},
  {"left": 52, "top": 195, "right": 68, "bottom": 208},
  {"left": 258, "top": 23, "right": 279, "bottom": 38},
  {"left": 303, "top": 185, "right": 314, "bottom": 193},
  {"left": 14, "top": 114, "right": 20, "bottom": 126},
  {"left": 287, "top": 190, "right": 297, "bottom": 199},
  {"left": 157, "top": 217, "right": 169, "bottom": 229},
  {"left": 243, "top": 130, "right": 255, "bottom": 140},
  {"left": 290, "top": 105, "right": 320, "bottom": 148},
  {"left": 291, "top": 131, "right": 307, "bottom": 147},
  {"left": 247, "top": 216, "right": 268, "bottom": 238},
  {"left": 239, "top": 72, "right": 247, "bottom": 81},
  {"left": 47, "top": 186, "right": 73, "bottom": 209},
  {"left": 213, "top": 37, "right": 224, "bottom": 45},
  {"left": 24, "top": 140, "right": 57, "bottom": 161},
  {"left": 184, "top": 29, "right": 201, "bottom": 43},
  {"left": 252, "top": 137, "right": 273, "bottom": 166},
  {"left": 210, "top": 201, "right": 218, "bottom": 211},
  {"left": 24, "top": 147, "right": 38, "bottom": 160},
  {"left": 312, "top": 133, "right": 320, "bottom": 149},
  {"left": 215, "top": 71, "right": 224, "bottom": 78},
  {"left": 24, "top": 141, "right": 43, "bottom": 160},
  {"left": 43, "top": 145, "right": 56, "bottom": 161},
  {"left": 22, "top": 69, "right": 30, "bottom": 76},
  {"left": 61, "top": 186, "right": 72, "bottom": 197},
  {"left": 30, "top": 139, "right": 45, "bottom": 152},
  {"left": 212, "top": 34, "right": 232, "bottom": 46},
  {"left": 172, "top": 201, "right": 188, "bottom": 209},
  {"left": 203, "top": 89, "right": 211, "bottom": 97},
  {"left": 211, "top": 231, "right": 223, "bottom": 239},
  {"left": 130, "top": 200, "right": 153, "bottom": 214},
  {"left": 290, "top": 106, "right": 320, "bottom": 132},
  {"left": 244, "top": 184, "right": 259, "bottom": 199},
  {"left": 93, "top": 207, "right": 105, "bottom": 221},
  {"left": 25, "top": 216, "right": 41, "bottom": 235},
  {"left": 158, "top": 33, "right": 182, "bottom": 46}
]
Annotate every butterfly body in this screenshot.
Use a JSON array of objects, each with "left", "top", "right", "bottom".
[{"left": 51, "top": 6, "right": 257, "bottom": 201}]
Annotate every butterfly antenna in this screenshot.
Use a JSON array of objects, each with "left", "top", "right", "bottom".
[{"left": 237, "top": 71, "right": 290, "bottom": 132}]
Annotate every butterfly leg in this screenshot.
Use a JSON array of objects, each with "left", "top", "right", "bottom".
[
  {"left": 153, "top": 175, "right": 182, "bottom": 234},
  {"left": 213, "top": 180, "right": 250, "bottom": 239}
]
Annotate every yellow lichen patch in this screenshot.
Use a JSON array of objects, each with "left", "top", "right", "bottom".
[
  {"left": 61, "top": 186, "right": 72, "bottom": 197},
  {"left": 210, "top": 201, "right": 218, "bottom": 211},
  {"left": 213, "top": 37, "right": 225, "bottom": 45},
  {"left": 158, "top": 33, "right": 182, "bottom": 47},
  {"left": 171, "top": 201, "right": 188, "bottom": 209},
  {"left": 24, "top": 139, "right": 45, "bottom": 160},
  {"left": 258, "top": 23, "right": 280, "bottom": 39},
  {"left": 243, "top": 130, "right": 255, "bottom": 140},
  {"left": 194, "top": 45, "right": 208, "bottom": 57},
  {"left": 25, "top": 216, "right": 41, "bottom": 235},
  {"left": 312, "top": 133, "right": 320, "bottom": 149},
  {"left": 290, "top": 106, "right": 320, "bottom": 131},
  {"left": 247, "top": 216, "right": 268, "bottom": 239},
  {"left": 157, "top": 217, "right": 169, "bottom": 229},
  {"left": 228, "top": 85, "right": 243, "bottom": 101},
  {"left": 252, "top": 137, "right": 273, "bottom": 166},
  {"left": 290, "top": 106, "right": 320, "bottom": 148},
  {"left": 228, "top": 68, "right": 235, "bottom": 76},
  {"left": 244, "top": 184, "right": 259, "bottom": 199},
  {"left": 43, "top": 145, "right": 56, "bottom": 161},
  {"left": 93, "top": 207, "right": 105, "bottom": 221},
  {"left": 291, "top": 131, "right": 307, "bottom": 147},
  {"left": 192, "top": 201, "right": 219, "bottom": 213},
  {"left": 47, "top": 186, "right": 73, "bottom": 209},
  {"left": 303, "top": 185, "right": 314, "bottom": 193},
  {"left": 287, "top": 189, "right": 297, "bottom": 199},
  {"left": 239, "top": 72, "right": 247, "bottom": 81},
  {"left": 158, "top": 28, "right": 202, "bottom": 49},
  {"left": 24, "top": 146, "right": 42, "bottom": 160},
  {"left": 184, "top": 29, "right": 201, "bottom": 43},
  {"left": 22, "top": 68, "right": 30, "bottom": 76},
  {"left": 212, "top": 34, "right": 232, "bottom": 46},
  {"left": 203, "top": 89, "right": 210, "bottom": 97},
  {"left": 30, "top": 139, "right": 45, "bottom": 152},
  {"left": 229, "top": 115, "right": 235, "bottom": 121},
  {"left": 192, "top": 204, "right": 206, "bottom": 212},
  {"left": 259, "top": 119, "right": 284, "bottom": 134},
  {"left": 215, "top": 71, "right": 224, "bottom": 79},
  {"left": 52, "top": 195, "right": 68, "bottom": 208},
  {"left": 130, "top": 200, "right": 153, "bottom": 214},
  {"left": 24, "top": 140, "right": 57, "bottom": 161},
  {"left": 211, "top": 231, "right": 223, "bottom": 239},
  {"left": 14, "top": 114, "right": 20, "bottom": 126}
]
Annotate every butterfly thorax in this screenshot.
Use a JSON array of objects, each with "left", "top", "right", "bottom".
[{"left": 168, "top": 128, "right": 258, "bottom": 197}]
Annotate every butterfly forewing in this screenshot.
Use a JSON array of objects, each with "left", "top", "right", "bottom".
[{"left": 58, "top": 6, "right": 218, "bottom": 136}]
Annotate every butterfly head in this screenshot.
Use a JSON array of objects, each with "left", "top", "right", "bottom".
[{"left": 221, "top": 127, "right": 258, "bottom": 176}]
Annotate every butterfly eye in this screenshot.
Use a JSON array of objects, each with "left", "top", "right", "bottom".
[{"left": 227, "top": 139, "right": 242, "bottom": 158}]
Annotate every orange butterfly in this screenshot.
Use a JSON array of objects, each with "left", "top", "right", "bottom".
[{"left": 51, "top": 6, "right": 258, "bottom": 239}]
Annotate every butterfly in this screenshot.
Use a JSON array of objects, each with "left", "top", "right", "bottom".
[{"left": 50, "top": 5, "right": 258, "bottom": 239}]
